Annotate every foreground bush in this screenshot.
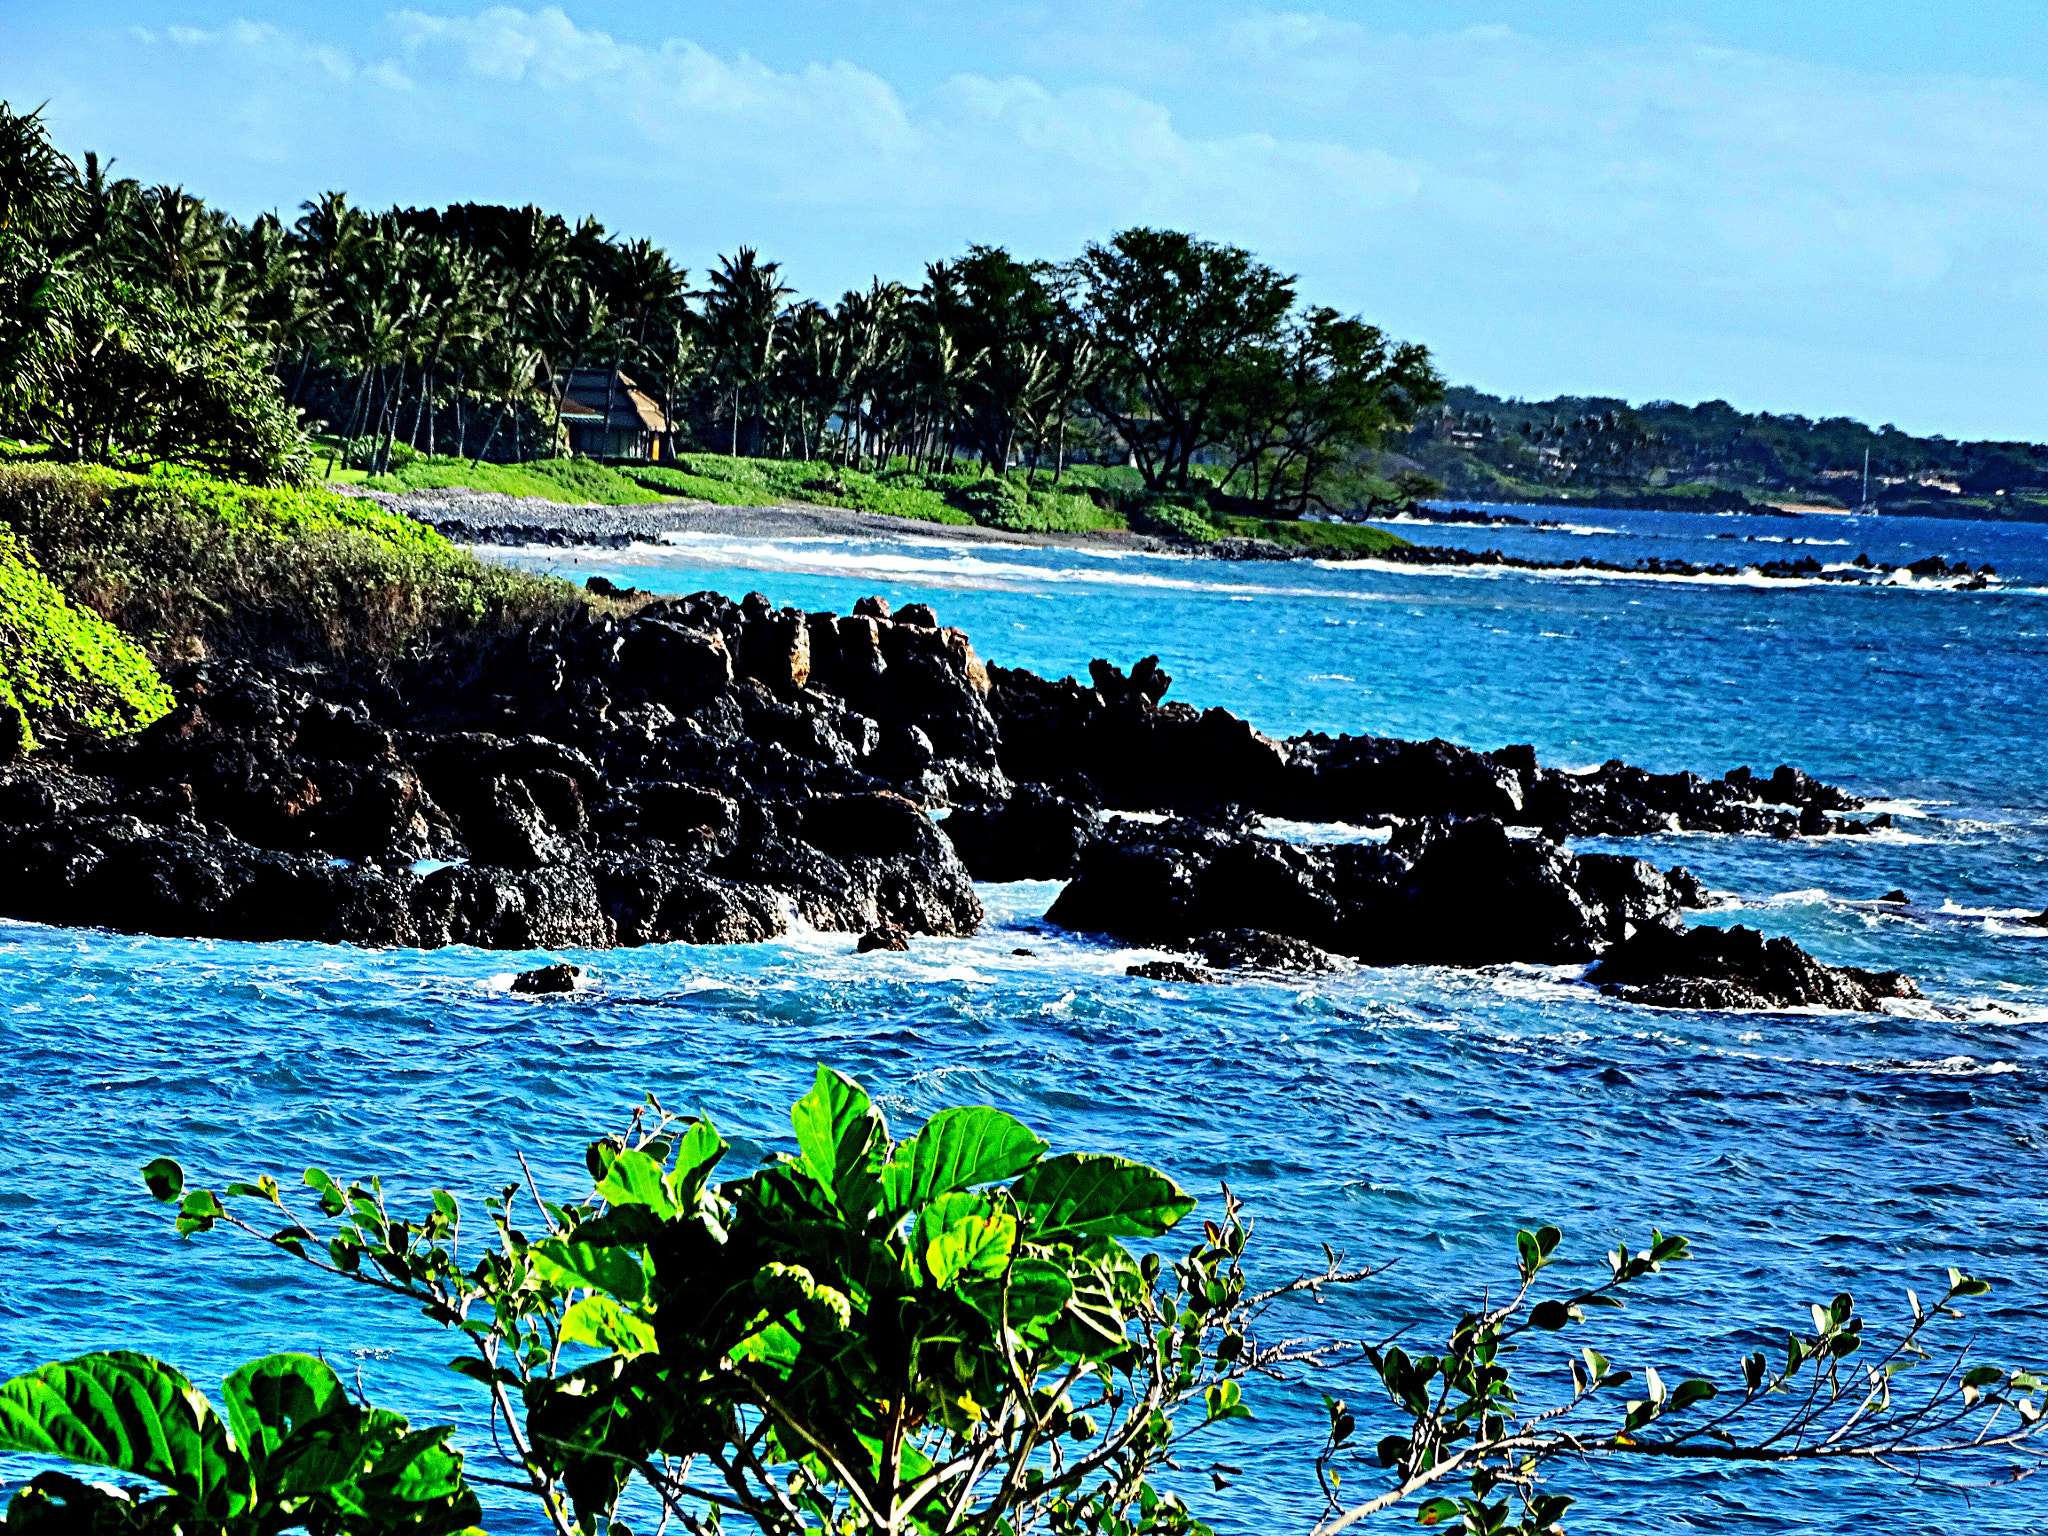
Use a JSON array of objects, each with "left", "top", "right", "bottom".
[
  {"left": 0, "top": 1349, "right": 481, "bottom": 1534},
  {"left": 105, "top": 1067, "right": 2047, "bottom": 1536},
  {"left": 0, "top": 462, "right": 577, "bottom": 668},
  {"left": 0, "top": 529, "right": 172, "bottom": 756}
]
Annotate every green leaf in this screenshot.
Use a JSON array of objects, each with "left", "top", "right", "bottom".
[
  {"left": 963, "top": 1258, "right": 1074, "bottom": 1347},
  {"left": 303, "top": 1167, "right": 347, "bottom": 1216},
  {"left": 918, "top": 1199, "right": 1019, "bottom": 1288},
  {"left": 1528, "top": 1300, "right": 1571, "bottom": 1330},
  {"left": 1012, "top": 1152, "right": 1195, "bottom": 1246},
  {"left": 336, "top": 1414, "right": 481, "bottom": 1531},
  {"left": 1668, "top": 1378, "right": 1718, "bottom": 1412},
  {"left": 1203, "top": 1381, "right": 1249, "bottom": 1421},
  {"left": 670, "top": 1117, "right": 727, "bottom": 1204},
  {"left": 594, "top": 1149, "right": 680, "bottom": 1220},
  {"left": 560, "top": 1296, "right": 659, "bottom": 1356},
  {"left": 175, "top": 1188, "right": 225, "bottom": 1238},
  {"left": 882, "top": 1106, "right": 1048, "bottom": 1216},
  {"left": 0, "top": 1351, "right": 250, "bottom": 1519},
  {"left": 220, "top": 1353, "right": 347, "bottom": 1466},
  {"left": 141, "top": 1158, "right": 185, "bottom": 1203},
  {"left": 531, "top": 1239, "right": 649, "bottom": 1305},
  {"left": 790, "top": 1064, "right": 887, "bottom": 1215}
]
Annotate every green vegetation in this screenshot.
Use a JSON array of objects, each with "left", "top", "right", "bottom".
[
  {"left": 0, "top": 1348, "right": 481, "bottom": 1534},
  {"left": 628, "top": 455, "right": 1129, "bottom": 532},
  {"left": 358, "top": 450, "right": 666, "bottom": 505},
  {"left": 0, "top": 101, "right": 1445, "bottom": 526},
  {"left": 62, "top": 1066, "right": 2037, "bottom": 1536},
  {"left": 0, "top": 461, "right": 575, "bottom": 676},
  {"left": 0, "top": 529, "right": 172, "bottom": 756},
  {"left": 1404, "top": 385, "right": 2048, "bottom": 514}
]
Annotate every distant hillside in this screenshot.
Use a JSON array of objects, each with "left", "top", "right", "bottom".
[{"left": 1390, "top": 388, "right": 2048, "bottom": 521}]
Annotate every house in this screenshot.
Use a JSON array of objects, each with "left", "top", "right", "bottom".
[{"left": 553, "top": 367, "right": 668, "bottom": 460}]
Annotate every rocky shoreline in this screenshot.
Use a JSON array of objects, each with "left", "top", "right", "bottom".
[
  {"left": 342, "top": 485, "right": 1999, "bottom": 588},
  {"left": 0, "top": 582, "right": 1920, "bottom": 1012}
]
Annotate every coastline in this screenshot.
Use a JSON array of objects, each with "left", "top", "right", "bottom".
[
  {"left": 350, "top": 486, "right": 2001, "bottom": 591},
  {"left": 335, "top": 484, "right": 1167, "bottom": 554}
]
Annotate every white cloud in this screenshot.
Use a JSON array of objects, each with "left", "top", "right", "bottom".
[{"left": 29, "top": 2, "right": 2048, "bottom": 432}]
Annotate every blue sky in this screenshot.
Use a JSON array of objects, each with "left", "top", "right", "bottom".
[{"left": 6, "top": 3, "right": 2046, "bottom": 440}]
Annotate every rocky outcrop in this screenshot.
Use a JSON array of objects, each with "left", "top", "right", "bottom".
[
  {"left": 986, "top": 655, "right": 1878, "bottom": 840},
  {"left": 1047, "top": 812, "right": 1699, "bottom": 968},
  {"left": 0, "top": 590, "right": 998, "bottom": 949},
  {"left": 0, "top": 592, "right": 1915, "bottom": 1007},
  {"left": 940, "top": 779, "right": 1101, "bottom": 881},
  {"left": 1590, "top": 924, "right": 1921, "bottom": 1012}
]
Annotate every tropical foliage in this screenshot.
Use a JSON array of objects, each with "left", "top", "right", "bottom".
[
  {"left": 14, "top": 1068, "right": 2022, "bottom": 1536},
  {"left": 0, "top": 1348, "right": 482, "bottom": 1534},
  {"left": 0, "top": 102, "right": 1442, "bottom": 516}
]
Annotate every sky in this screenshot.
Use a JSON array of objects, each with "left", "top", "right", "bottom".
[{"left": 5, "top": 3, "right": 2046, "bottom": 441}]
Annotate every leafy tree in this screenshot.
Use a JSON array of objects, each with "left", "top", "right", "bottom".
[
  {"left": 1077, "top": 228, "right": 1297, "bottom": 493},
  {"left": 122, "top": 1068, "right": 2045, "bottom": 1536},
  {"left": 1215, "top": 308, "right": 1443, "bottom": 513}
]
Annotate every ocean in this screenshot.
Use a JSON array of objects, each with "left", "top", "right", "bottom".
[{"left": 5, "top": 504, "right": 2045, "bottom": 1533}]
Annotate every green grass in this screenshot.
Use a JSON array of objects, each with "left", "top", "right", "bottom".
[
  {"left": 626, "top": 457, "right": 978, "bottom": 526},
  {"left": 0, "top": 529, "right": 174, "bottom": 755},
  {"left": 0, "top": 462, "right": 577, "bottom": 670},
  {"left": 359, "top": 454, "right": 665, "bottom": 505},
  {"left": 1212, "top": 515, "right": 1412, "bottom": 553}
]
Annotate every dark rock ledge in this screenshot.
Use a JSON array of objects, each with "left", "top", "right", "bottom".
[{"left": 0, "top": 592, "right": 1909, "bottom": 1010}]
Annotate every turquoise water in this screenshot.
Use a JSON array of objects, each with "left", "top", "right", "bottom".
[{"left": 6, "top": 508, "right": 2046, "bottom": 1532}]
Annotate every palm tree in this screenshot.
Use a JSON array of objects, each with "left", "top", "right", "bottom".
[{"left": 699, "top": 247, "right": 792, "bottom": 457}]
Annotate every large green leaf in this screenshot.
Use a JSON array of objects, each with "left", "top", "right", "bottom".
[
  {"left": 0, "top": 1351, "right": 250, "bottom": 1519},
  {"left": 790, "top": 1064, "right": 887, "bottom": 1215},
  {"left": 220, "top": 1352, "right": 348, "bottom": 1467},
  {"left": 595, "top": 1149, "right": 680, "bottom": 1220},
  {"left": 963, "top": 1258, "right": 1074, "bottom": 1348},
  {"left": 882, "top": 1106, "right": 1047, "bottom": 1217},
  {"left": 671, "top": 1116, "right": 728, "bottom": 1204},
  {"left": 560, "top": 1296, "right": 660, "bottom": 1356},
  {"left": 1011, "top": 1153, "right": 1196, "bottom": 1246},
  {"left": 337, "top": 1413, "right": 484, "bottom": 1534},
  {"left": 532, "top": 1238, "right": 650, "bottom": 1305},
  {"left": 918, "top": 1199, "right": 1019, "bottom": 1288}
]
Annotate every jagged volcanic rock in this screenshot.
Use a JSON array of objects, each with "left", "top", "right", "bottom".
[
  {"left": 985, "top": 655, "right": 1874, "bottom": 839},
  {"left": 1590, "top": 924, "right": 1921, "bottom": 1012},
  {"left": 1046, "top": 812, "right": 1700, "bottom": 968},
  {"left": 0, "top": 594, "right": 1908, "bottom": 1007},
  {"left": 0, "top": 590, "right": 999, "bottom": 948}
]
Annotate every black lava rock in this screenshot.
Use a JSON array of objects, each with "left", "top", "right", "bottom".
[
  {"left": 1590, "top": 924, "right": 1921, "bottom": 1012},
  {"left": 511, "top": 963, "right": 580, "bottom": 994}
]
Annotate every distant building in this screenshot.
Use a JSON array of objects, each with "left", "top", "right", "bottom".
[{"left": 553, "top": 368, "right": 668, "bottom": 460}]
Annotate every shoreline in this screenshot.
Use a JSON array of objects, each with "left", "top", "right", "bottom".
[
  {"left": 335, "top": 484, "right": 1166, "bottom": 554},
  {"left": 344, "top": 487, "right": 1999, "bottom": 591}
]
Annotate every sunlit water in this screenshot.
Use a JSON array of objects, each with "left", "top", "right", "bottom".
[{"left": 5, "top": 506, "right": 2046, "bottom": 1533}]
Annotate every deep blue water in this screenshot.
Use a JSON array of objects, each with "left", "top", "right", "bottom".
[{"left": 6, "top": 506, "right": 2047, "bottom": 1533}]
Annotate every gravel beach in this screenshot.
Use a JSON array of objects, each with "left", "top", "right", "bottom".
[{"left": 335, "top": 484, "right": 1151, "bottom": 551}]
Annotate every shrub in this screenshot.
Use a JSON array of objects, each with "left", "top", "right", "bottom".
[
  {"left": 4, "top": 276, "right": 311, "bottom": 488},
  {"left": 0, "top": 1348, "right": 480, "bottom": 1533},
  {"left": 0, "top": 462, "right": 576, "bottom": 667},
  {"left": 130, "top": 1067, "right": 2048, "bottom": 1536},
  {"left": 0, "top": 529, "right": 172, "bottom": 755},
  {"left": 1129, "top": 494, "right": 1219, "bottom": 542}
]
